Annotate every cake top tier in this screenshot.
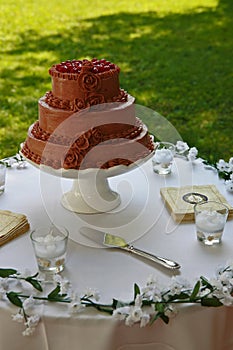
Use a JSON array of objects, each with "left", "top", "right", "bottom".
[
  {"left": 49, "top": 58, "right": 120, "bottom": 77},
  {"left": 46, "top": 58, "right": 127, "bottom": 109}
]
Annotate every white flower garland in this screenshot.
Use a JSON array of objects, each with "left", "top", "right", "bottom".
[
  {"left": 0, "top": 153, "right": 27, "bottom": 169},
  {"left": 1, "top": 260, "right": 233, "bottom": 336},
  {"left": 173, "top": 141, "right": 233, "bottom": 193}
]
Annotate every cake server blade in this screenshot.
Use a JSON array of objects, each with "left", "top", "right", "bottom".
[{"left": 79, "top": 227, "right": 180, "bottom": 270}]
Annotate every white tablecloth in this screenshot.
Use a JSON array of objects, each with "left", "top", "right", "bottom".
[{"left": 0, "top": 157, "right": 233, "bottom": 350}]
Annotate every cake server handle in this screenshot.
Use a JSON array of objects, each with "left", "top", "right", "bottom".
[{"left": 120, "top": 245, "right": 181, "bottom": 270}]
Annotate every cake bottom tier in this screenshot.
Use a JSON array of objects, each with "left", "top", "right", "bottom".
[{"left": 21, "top": 119, "right": 154, "bottom": 170}]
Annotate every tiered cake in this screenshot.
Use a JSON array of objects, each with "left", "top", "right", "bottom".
[{"left": 21, "top": 58, "right": 154, "bottom": 170}]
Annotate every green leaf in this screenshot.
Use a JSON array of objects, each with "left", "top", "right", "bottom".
[
  {"left": 48, "top": 285, "right": 61, "bottom": 300},
  {"left": 151, "top": 310, "right": 169, "bottom": 325},
  {"left": 159, "top": 313, "right": 169, "bottom": 324},
  {"left": 112, "top": 299, "right": 130, "bottom": 309},
  {"left": 6, "top": 292, "right": 23, "bottom": 307},
  {"left": 25, "top": 277, "right": 43, "bottom": 292},
  {"left": 28, "top": 272, "right": 39, "bottom": 279},
  {"left": 200, "top": 276, "right": 214, "bottom": 291},
  {"left": 190, "top": 280, "right": 200, "bottom": 302},
  {"left": 168, "top": 292, "right": 190, "bottom": 301},
  {"left": 150, "top": 312, "right": 161, "bottom": 325},
  {"left": 155, "top": 302, "right": 165, "bottom": 313},
  {"left": 141, "top": 299, "right": 153, "bottom": 307},
  {"left": 48, "top": 295, "right": 70, "bottom": 302},
  {"left": 201, "top": 297, "right": 223, "bottom": 307},
  {"left": 112, "top": 298, "right": 119, "bottom": 309},
  {"left": 0, "top": 268, "right": 17, "bottom": 278},
  {"left": 134, "top": 283, "right": 140, "bottom": 300}
]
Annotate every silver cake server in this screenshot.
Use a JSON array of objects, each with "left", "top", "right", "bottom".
[{"left": 80, "top": 227, "right": 180, "bottom": 270}]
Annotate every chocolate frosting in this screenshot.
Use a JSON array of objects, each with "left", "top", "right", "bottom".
[{"left": 21, "top": 58, "right": 154, "bottom": 170}]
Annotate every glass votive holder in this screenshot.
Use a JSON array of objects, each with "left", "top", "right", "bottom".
[
  {"left": 0, "top": 163, "right": 6, "bottom": 195},
  {"left": 194, "top": 201, "right": 229, "bottom": 246},
  {"left": 152, "top": 142, "right": 175, "bottom": 175},
  {"left": 30, "top": 225, "right": 69, "bottom": 273}
]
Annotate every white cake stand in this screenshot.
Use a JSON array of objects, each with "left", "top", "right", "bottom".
[{"left": 23, "top": 152, "right": 153, "bottom": 214}]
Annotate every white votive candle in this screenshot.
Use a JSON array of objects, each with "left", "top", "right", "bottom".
[
  {"left": 196, "top": 210, "right": 226, "bottom": 232},
  {"left": 34, "top": 234, "right": 66, "bottom": 259},
  {"left": 153, "top": 149, "right": 174, "bottom": 164}
]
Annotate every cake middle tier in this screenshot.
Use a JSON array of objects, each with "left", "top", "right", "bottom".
[{"left": 38, "top": 95, "right": 136, "bottom": 136}]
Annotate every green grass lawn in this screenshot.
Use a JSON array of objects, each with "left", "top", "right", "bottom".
[{"left": 0, "top": 0, "right": 232, "bottom": 163}]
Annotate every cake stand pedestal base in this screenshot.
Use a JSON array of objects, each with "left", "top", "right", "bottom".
[
  {"left": 61, "top": 170, "right": 120, "bottom": 214},
  {"left": 22, "top": 151, "right": 154, "bottom": 214}
]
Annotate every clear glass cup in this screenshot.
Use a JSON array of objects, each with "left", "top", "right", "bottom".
[
  {"left": 194, "top": 201, "right": 229, "bottom": 245},
  {"left": 152, "top": 142, "right": 175, "bottom": 175},
  {"left": 30, "top": 225, "right": 69, "bottom": 273},
  {"left": 0, "top": 163, "right": 6, "bottom": 194}
]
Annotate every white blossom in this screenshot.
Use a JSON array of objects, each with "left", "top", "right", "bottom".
[
  {"left": 113, "top": 304, "right": 150, "bottom": 328},
  {"left": 125, "top": 306, "right": 153, "bottom": 327},
  {"left": 134, "top": 294, "right": 142, "bottom": 307},
  {"left": 128, "top": 306, "right": 143, "bottom": 323},
  {"left": 11, "top": 312, "right": 24, "bottom": 323},
  {"left": 212, "top": 285, "right": 233, "bottom": 306},
  {"left": 218, "top": 271, "right": 232, "bottom": 285},
  {"left": 225, "top": 180, "right": 233, "bottom": 192},
  {"left": 112, "top": 306, "right": 130, "bottom": 321},
  {"left": 219, "top": 294, "right": 233, "bottom": 306},
  {"left": 22, "top": 326, "right": 36, "bottom": 336},
  {"left": 216, "top": 159, "right": 230, "bottom": 172},
  {"left": 187, "top": 147, "right": 198, "bottom": 162},
  {"left": 16, "top": 161, "right": 27, "bottom": 169},
  {"left": 23, "top": 296, "right": 35, "bottom": 311},
  {"left": 198, "top": 288, "right": 212, "bottom": 298},
  {"left": 175, "top": 141, "right": 189, "bottom": 154},
  {"left": 139, "top": 313, "right": 150, "bottom": 327},
  {"left": 6, "top": 158, "right": 16, "bottom": 167},
  {"left": 168, "top": 276, "right": 191, "bottom": 296},
  {"left": 84, "top": 287, "right": 100, "bottom": 301},
  {"left": 142, "top": 275, "right": 163, "bottom": 302},
  {"left": 69, "top": 300, "right": 86, "bottom": 314},
  {"left": 25, "top": 314, "right": 40, "bottom": 328},
  {"left": 21, "top": 315, "right": 40, "bottom": 336},
  {"left": 113, "top": 295, "right": 153, "bottom": 328},
  {"left": 209, "top": 278, "right": 223, "bottom": 290},
  {"left": 22, "top": 328, "right": 34, "bottom": 336},
  {"left": 124, "top": 315, "right": 136, "bottom": 327},
  {"left": 68, "top": 292, "right": 86, "bottom": 314},
  {"left": 228, "top": 157, "right": 233, "bottom": 171}
]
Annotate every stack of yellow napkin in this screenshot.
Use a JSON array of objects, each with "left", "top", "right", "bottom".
[
  {"left": 0, "top": 210, "right": 30, "bottom": 246},
  {"left": 160, "top": 184, "right": 233, "bottom": 223}
]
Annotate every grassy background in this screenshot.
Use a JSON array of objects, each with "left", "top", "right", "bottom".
[{"left": 0, "top": 0, "right": 232, "bottom": 163}]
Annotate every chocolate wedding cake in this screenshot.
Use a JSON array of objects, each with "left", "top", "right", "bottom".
[{"left": 21, "top": 58, "right": 154, "bottom": 170}]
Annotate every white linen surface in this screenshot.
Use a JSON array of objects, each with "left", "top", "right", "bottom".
[{"left": 0, "top": 158, "right": 233, "bottom": 350}]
